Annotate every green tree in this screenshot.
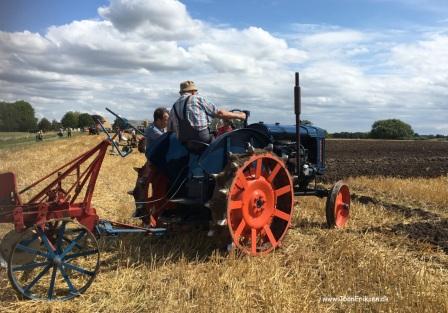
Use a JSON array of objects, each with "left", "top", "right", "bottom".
[
  {"left": 15, "top": 101, "right": 38, "bottom": 131},
  {"left": 0, "top": 102, "right": 17, "bottom": 131},
  {"left": 51, "top": 119, "right": 62, "bottom": 131},
  {"left": 370, "top": 119, "right": 414, "bottom": 139},
  {"left": 301, "top": 119, "right": 313, "bottom": 126},
  {"left": 61, "top": 111, "right": 79, "bottom": 128},
  {"left": 38, "top": 117, "right": 52, "bottom": 131},
  {"left": 0, "top": 100, "right": 37, "bottom": 131},
  {"left": 78, "top": 113, "right": 94, "bottom": 128},
  {"left": 112, "top": 117, "right": 127, "bottom": 130}
]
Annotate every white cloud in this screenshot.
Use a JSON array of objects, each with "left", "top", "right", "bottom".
[
  {"left": 0, "top": 0, "right": 447, "bottom": 134},
  {"left": 98, "top": 0, "right": 202, "bottom": 40},
  {"left": 301, "top": 30, "right": 366, "bottom": 46}
]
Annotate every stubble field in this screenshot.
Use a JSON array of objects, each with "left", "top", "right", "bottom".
[{"left": 0, "top": 135, "right": 447, "bottom": 313}]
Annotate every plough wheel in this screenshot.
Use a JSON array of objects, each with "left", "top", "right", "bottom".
[
  {"left": 325, "top": 180, "right": 350, "bottom": 228},
  {"left": 7, "top": 219, "right": 100, "bottom": 300},
  {"left": 226, "top": 153, "right": 294, "bottom": 256}
]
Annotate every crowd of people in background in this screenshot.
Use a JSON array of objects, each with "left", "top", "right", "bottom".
[{"left": 35, "top": 127, "right": 80, "bottom": 141}]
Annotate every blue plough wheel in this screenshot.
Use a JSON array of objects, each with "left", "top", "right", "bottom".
[{"left": 7, "top": 219, "right": 100, "bottom": 301}]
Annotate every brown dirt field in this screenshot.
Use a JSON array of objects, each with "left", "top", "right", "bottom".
[
  {"left": 0, "top": 135, "right": 447, "bottom": 313},
  {"left": 324, "top": 139, "right": 448, "bottom": 182}
]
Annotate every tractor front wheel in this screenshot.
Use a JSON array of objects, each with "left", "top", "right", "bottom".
[{"left": 325, "top": 181, "right": 350, "bottom": 228}]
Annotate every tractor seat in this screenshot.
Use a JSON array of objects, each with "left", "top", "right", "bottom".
[
  {"left": 0, "top": 172, "right": 22, "bottom": 209},
  {"left": 184, "top": 140, "right": 209, "bottom": 155}
]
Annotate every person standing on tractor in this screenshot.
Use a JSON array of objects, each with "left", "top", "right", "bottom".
[
  {"left": 168, "top": 81, "right": 246, "bottom": 145},
  {"left": 132, "top": 107, "right": 170, "bottom": 220}
]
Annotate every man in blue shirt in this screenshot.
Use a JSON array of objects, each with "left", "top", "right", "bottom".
[
  {"left": 144, "top": 107, "right": 169, "bottom": 150},
  {"left": 132, "top": 107, "right": 169, "bottom": 220}
]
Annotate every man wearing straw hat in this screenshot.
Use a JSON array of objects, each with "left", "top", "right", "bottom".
[{"left": 168, "top": 80, "right": 246, "bottom": 145}]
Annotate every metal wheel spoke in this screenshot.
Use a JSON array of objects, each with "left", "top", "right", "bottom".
[
  {"left": 267, "top": 163, "right": 281, "bottom": 183},
  {"left": 273, "top": 209, "right": 290, "bottom": 222},
  {"left": 263, "top": 225, "right": 277, "bottom": 246},
  {"left": 20, "top": 233, "right": 39, "bottom": 247},
  {"left": 234, "top": 219, "right": 246, "bottom": 241},
  {"left": 251, "top": 228, "right": 257, "bottom": 255},
  {"left": 62, "top": 262, "right": 95, "bottom": 276},
  {"left": 63, "top": 236, "right": 83, "bottom": 249},
  {"left": 12, "top": 261, "right": 49, "bottom": 272},
  {"left": 64, "top": 249, "right": 99, "bottom": 261},
  {"left": 47, "top": 265, "right": 58, "bottom": 299},
  {"left": 56, "top": 221, "right": 67, "bottom": 253},
  {"left": 16, "top": 244, "right": 50, "bottom": 259},
  {"left": 23, "top": 264, "right": 52, "bottom": 293},
  {"left": 37, "top": 228, "right": 56, "bottom": 257},
  {"left": 229, "top": 200, "right": 243, "bottom": 211},
  {"left": 237, "top": 174, "right": 248, "bottom": 190},
  {"left": 61, "top": 230, "right": 86, "bottom": 259},
  {"left": 275, "top": 185, "right": 291, "bottom": 197},
  {"left": 255, "top": 158, "right": 262, "bottom": 178},
  {"left": 59, "top": 265, "right": 79, "bottom": 295}
]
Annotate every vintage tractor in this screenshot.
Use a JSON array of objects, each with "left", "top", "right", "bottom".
[
  {"left": 133, "top": 72, "right": 350, "bottom": 255},
  {"left": 0, "top": 72, "right": 350, "bottom": 301}
]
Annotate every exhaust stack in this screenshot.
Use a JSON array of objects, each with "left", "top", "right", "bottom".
[{"left": 294, "top": 72, "right": 301, "bottom": 177}]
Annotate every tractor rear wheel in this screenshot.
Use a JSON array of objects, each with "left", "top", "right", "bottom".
[
  {"left": 325, "top": 181, "right": 350, "bottom": 228},
  {"left": 224, "top": 152, "right": 294, "bottom": 256}
]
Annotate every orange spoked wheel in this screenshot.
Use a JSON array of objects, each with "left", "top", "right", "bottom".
[
  {"left": 227, "top": 153, "right": 294, "bottom": 256},
  {"left": 325, "top": 180, "right": 350, "bottom": 228}
]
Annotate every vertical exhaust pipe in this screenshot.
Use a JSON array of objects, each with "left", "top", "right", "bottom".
[{"left": 294, "top": 72, "right": 301, "bottom": 177}]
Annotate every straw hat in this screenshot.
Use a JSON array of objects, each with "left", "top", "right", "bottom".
[{"left": 180, "top": 80, "right": 198, "bottom": 93}]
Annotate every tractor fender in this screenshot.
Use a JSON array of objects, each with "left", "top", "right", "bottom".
[{"left": 199, "top": 128, "right": 270, "bottom": 174}]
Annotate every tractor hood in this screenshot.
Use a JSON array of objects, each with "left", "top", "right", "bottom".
[{"left": 248, "top": 123, "right": 326, "bottom": 141}]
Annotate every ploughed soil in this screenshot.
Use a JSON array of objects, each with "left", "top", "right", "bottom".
[{"left": 323, "top": 139, "right": 448, "bottom": 182}]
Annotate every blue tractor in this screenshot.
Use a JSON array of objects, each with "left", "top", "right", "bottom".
[{"left": 135, "top": 72, "right": 350, "bottom": 256}]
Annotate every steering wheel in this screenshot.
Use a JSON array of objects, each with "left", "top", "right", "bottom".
[{"left": 230, "top": 109, "right": 250, "bottom": 128}]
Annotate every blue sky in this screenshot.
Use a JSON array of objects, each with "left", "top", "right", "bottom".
[
  {"left": 0, "top": 0, "right": 447, "bottom": 134},
  {"left": 2, "top": 0, "right": 447, "bottom": 32}
]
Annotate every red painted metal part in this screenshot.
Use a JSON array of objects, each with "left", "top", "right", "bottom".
[
  {"left": 334, "top": 184, "right": 350, "bottom": 228},
  {"left": 0, "top": 139, "right": 110, "bottom": 233},
  {"left": 134, "top": 162, "right": 171, "bottom": 227},
  {"left": 325, "top": 180, "right": 350, "bottom": 228},
  {"left": 227, "top": 153, "right": 294, "bottom": 256}
]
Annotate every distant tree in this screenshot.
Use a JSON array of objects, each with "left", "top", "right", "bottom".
[
  {"left": 332, "top": 132, "right": 369, "bottom": 139},
  {"left": 37, "top": 117, "right": 51, "bottom": 132},
  {"left": 78, "top": 113, "right": 94, "bottom": 128},
  {"left": 0, "top": 102, "right": 16, "bottom": 131},
  {"left": 61, "top": 111, "right": 80, "bottom": 128},
  {"left": 14, "top": 101, "right": 38, "bottom": 131},
  {"left": 0, "top": 100, "right": 37, "bottom": 132},
  {"left": 370, "top": 119, "right": 414, "bottom": 139},
  {"left": 51, "top": 119, "right": 62, "bottom": 131},
  {"left": 112, "top": 117, "right": 127, "bottom": 130},
  {"left": 301, "top": 119, "right": 313, "bottom": 126}
]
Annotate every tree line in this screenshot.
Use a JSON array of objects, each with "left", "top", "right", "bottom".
[
  {"left": 330, "top": 119, "right": 447, "bottom": 140},
  {"left": 1, "top": 100, "right": 445, "bottom": 139},
  {"left": 0, "top": 101, "right": 95, "bottom": 132}
]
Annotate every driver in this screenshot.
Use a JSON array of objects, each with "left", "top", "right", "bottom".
[{"left": 168, "top": 81, "right": 246, "bottom": 144}]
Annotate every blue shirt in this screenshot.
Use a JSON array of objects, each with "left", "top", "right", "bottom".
[{"left": 144, "top": 124, "right": 165, "bottom": 150}]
